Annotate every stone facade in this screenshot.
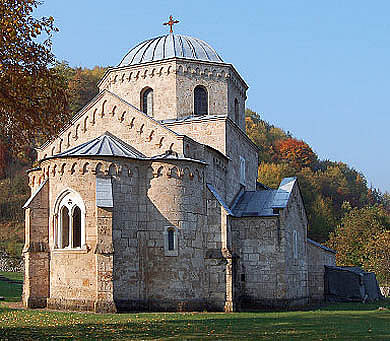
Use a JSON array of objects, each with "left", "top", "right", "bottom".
[
  {"left": 307, "top": 239, "right": 336, "bottom": 302},
  {"left": 23, "top": 32, "right": 335, "bottom": 312}
]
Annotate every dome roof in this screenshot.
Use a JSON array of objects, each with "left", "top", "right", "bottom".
[{"left": 118, "top": 34, "right": 224, "bottom": 67}]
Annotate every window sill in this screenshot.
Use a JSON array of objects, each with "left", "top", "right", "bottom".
[{"left": 52, "top": 247, "right": 89, "bottom": 254}]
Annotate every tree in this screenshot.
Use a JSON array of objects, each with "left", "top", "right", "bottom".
[
  {"left": 0, "top": 0, "right": 71, "bottom": 151},
  {"left": 67, "top": 65, "right": 107, "bottom": 114},
  {"left": 364, "top": 231, "right": 390, "bottom": 286},
  {"left": 276, "top": 138, "right": 318, "bottom": 171},
  {"left": 327, "top": 205, "right": 390, "bottom": 269}
]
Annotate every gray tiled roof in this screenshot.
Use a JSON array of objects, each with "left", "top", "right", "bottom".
[
  {"left": 119, "top": 34, "right": 224, "bottom": 66},
  {"left": 54, "top": 132, "right": 146, "bottom": 159}
]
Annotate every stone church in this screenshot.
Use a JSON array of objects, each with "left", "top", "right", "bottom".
[{"left": 22, "top": 23, "right": 335, "bottom": 313}]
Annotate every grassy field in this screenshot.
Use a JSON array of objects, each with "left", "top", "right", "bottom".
[
  {"left": 0, "top": 271, "right": 22, "bottom": 302},
  {"left": 0, "top": 272, "right": 389, "bottom": 340}
]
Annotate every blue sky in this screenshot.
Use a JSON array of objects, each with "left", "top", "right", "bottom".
[{"left": 35, "top": 1, "right": 389, "bottom": 192}]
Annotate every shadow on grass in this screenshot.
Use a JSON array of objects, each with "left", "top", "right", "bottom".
[{"left": 1, "top": 306, "right": 390, "bottom": 340}]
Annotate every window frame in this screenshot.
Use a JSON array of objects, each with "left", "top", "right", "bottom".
[
  {"left": 194, "top": 85, "right": 208, "bottom": 115},
  {"left": 164, "top": 226, "right": 178, "bottom": 256},
  {"left": 239, "top": 156, "right": 246, "bottom": 186},
  {"left": 234, "top": 98, "right": 239, "bottom": 123},
  {"left": 141, "top": 87, "right": 154, "bottom": 117},
  {"left": 54, "top": 189, "right": 86, "bottom": 250}
]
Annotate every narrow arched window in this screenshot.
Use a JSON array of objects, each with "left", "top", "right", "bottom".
[
  {"left": 234, "top": 98, "right": 239, "bottom": 122},
  {"left": 194, "top": 86, "right": 208, "bottom": 115},
  {"left": 61, "top": 206, "right": 70, "bottom": 248},
  {"left": 164, "top": 226, "right": 178, "bottom": 256},
  {"left": 141, "top": 88, "right": 153, "bottom": 116},
  {"left": 72, "top": 206, "right": 81, "bottom": 248},
  {"left": 168, "top": 228, "right": 175, "bottom": 251}
]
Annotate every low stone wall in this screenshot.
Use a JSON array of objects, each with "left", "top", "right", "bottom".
[
  {"left": 0, "top": 251, "right": 23, "bottom": 272},
  {"left": 307, "top": 239, "right": 336, "bottom": 302}
]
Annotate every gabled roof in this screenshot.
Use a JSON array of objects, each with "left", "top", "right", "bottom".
[
  {"left": 206, "top": 184, "right": 233, "bottom": 215},
  {"left": 272, "top": 177, "right": 297, "bottom": 209},
  {"left": 23, "top": 179, "right": 48, "bottom": 209},
  {"left": 231, "top": 177, "right": 298, "bottom": 217},
  {"left": 231, "top": 190, "right": 277, "bottom": 217},
  {"left": 53, "top": 132, "right": 146, "bottom": 159},
  {"left": 308, "top": 238, "right": 336, "bottom": 254}
]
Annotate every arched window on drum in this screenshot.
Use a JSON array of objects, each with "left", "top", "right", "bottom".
[
  {"left": 141, "top": 87, "right": 153, "bottom": 117},
  {"left": 194, "top": 85, "right": 208, "bottom": 115}
]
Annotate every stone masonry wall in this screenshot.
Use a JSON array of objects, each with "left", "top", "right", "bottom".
[
  {"left": 279, "top": 183, "right": 309, "bottom": 306},
  {"left": 231, "top": 216, "right": 282, "bottom": 308},
  {"left": 98, "top": 59, "right": 247, "bottom": 126},
  {"left": 22, "top": 176, "right": 50, "bottom": 308},
  {"left": 101, "top": 61, "right": 177, "bottom": 121},
  {"left": 38, "top": 90, "right": 185, "bottom": 161},
  {"left": 40, "top": 158, "right": 98, "bottom": 307},
  {"left": 112, "top": 159, "right": 209, "bottom": 311},
  {"left": 307, "top": 241, "right": 336, "bottom": 302},
  {"left": 204, "top": 190, "right": 228, "bottom": 311},
  {"left": 225, "top": 120, "right": 258, "bottom": 203}
]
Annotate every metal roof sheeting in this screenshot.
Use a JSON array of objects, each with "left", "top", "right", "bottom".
[
  {"left": 271, "top": 177, "right": 297, "bottom": 209},
  {"left": 54, "top": 132, "right": 146, "bottom": 159},
  {"left": 119, "top": 34, "right": 224, "bottom": 66},
  {"left": 231, "top": 190, "right": 277, "bottom": 217},
  {"left": 206, "top": 184, "right": 233, "bottom": 216},
  {"left": 23, "top": 179, "right": 48, "bottom": 209},
  {"left": 231, "top": 177, "right": 297, "bottom": 217}
]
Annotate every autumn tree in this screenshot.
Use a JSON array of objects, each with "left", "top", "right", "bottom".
[
  {"left": 276, "top": 137, "right": 318, "bottom": 171},
  {"left": 364, "top": 231, "right": 390, "bottom": 286},
  {"left": 327, "top": 205, "right": 390, "bottom": 269},
  {"left": 0, "top": 0, "right": 71, "bottom": 151}
]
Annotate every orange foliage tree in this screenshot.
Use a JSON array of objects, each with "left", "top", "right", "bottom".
[
  {"left": 0, "top": 0, "right": 71, "bottom": 151},
  {"left": 276, "top": 138, "right": 318, "bottom": 171}
]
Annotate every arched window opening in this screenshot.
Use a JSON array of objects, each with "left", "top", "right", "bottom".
[
  {"left": 168, "top": 228, "right": 175, "bottom": 251},
  {"left": 194, "top": 86, "right": 208, "bottom": 115},
  {"left": 164, "top": 226, "right": 178, "bottom": 256},
  {"left": 61, "top": 206, "right": 69, "bottom": 248},
  {"left": 55, "top": 190, "right": 86, "bottom": 249},
  {"left": 234, "top": 98, "right": 239, "bottom": 122},
  {"left": 141, "top": 88, "right": 153, "bottom": 116},
  {"left": 72, "top": 206, "right": 81, "bottom": 248}
]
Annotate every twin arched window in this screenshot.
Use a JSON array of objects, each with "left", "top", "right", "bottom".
[
  {"left": 54, "top": 190, "right": 85, "bottom": 249},
  {"left": 141, "top": 87, "right": 153, "bottom": 117},
  {"left": 194, "top": 86, "right": 208, "bottom": 115}
]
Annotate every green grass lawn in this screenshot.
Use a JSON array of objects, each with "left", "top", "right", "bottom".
[
  {"left": 0, "top": 271, "right": 22, "bottom": 302},
  {"left": 0, "top": 273, "right": 389, "bottom": 339},
  {"left": 0, "top": 301, "right": 389, "bottom": 340}
]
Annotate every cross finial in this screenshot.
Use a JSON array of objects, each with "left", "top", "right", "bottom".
[{"left": 163, "top": 15, "right": 179, "bottom": 34}]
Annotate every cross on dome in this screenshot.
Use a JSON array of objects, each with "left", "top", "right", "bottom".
[{"left": 163, "top": 15, "right": 179, "bottom": 33}]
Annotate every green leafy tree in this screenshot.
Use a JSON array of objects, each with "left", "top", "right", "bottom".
[{"left": 327, "top": 205, "right": 390, "bottom": 268}]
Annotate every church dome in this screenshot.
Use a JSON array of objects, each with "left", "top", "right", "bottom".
[{"left": 118, "top": 34, "right": 224, "bottom": 67}]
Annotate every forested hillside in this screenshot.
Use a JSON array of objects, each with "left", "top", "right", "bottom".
[{"left": 246, "top": 109, "right": 389, "bottom": 241}]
